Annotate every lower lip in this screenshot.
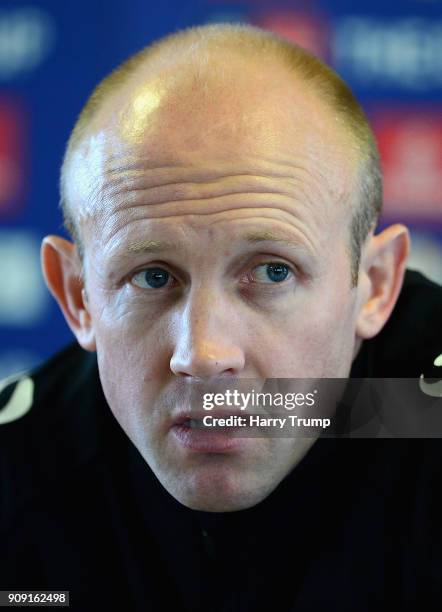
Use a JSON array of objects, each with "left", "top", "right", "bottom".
[{"left": 171, "top": 423, "right": 247, "bottom": 453}]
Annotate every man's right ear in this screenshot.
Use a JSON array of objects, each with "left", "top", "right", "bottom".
[{"left": 41, "top": 235, "right": 96, "bottom": 352}]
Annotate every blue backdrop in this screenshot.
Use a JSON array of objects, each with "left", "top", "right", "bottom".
[{"left": 0, "top": 0, "right": 441, "bottom": 377}]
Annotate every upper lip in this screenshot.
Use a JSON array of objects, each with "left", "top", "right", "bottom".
[{"left": 171, "top": 410, "right": 248, "bottom": 427}]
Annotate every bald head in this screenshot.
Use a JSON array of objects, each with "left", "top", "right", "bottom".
[{"left": 60, "top": 23, "right": 382, "bottom": 283}]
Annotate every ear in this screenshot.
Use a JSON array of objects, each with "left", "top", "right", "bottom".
[
  {"left": 41, "top": 235, "right": 96, "bottom": 351},
  {"left": 356, "top": 224, "right": 410, "bottom": 340}
]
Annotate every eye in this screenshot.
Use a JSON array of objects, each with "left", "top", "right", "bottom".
[
  {"left": 132, "top": 267, "right": 173, "bottom": 289},
  {"left": 251, "top": 263, "right": 292, "bottom": 284}
]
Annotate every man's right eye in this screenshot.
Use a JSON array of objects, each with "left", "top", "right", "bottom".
[{"left": 131, "top": 267, "right": 173, "bottom": 289}]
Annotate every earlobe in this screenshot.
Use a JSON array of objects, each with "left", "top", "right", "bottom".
[
  {"left": 41, "top": 235, "right": 96, "bottom": 351},
  {"left": 356, "top": 224, "right": 410, "bottom": 340}
]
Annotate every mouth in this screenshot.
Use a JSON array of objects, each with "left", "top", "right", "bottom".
[{"left": 170, "top": 411, "right": 251, "bottom": 453}]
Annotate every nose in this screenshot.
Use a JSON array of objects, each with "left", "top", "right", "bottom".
[{"left": 169, "top": 289, "right": 246, "bottom": 379}]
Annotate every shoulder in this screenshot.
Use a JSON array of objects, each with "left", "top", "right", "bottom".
[
  {"left": 0, "top": 343, "right": 111, "bottom": 528},
  {"left": 0, "top": 341, "right": 99, "bottom": 428},
  {"left": 357, "top": 270, "right": 442, "bottom": 377},
  {"left": 391, "top": 269, "right": 442, "bottom": 333}
]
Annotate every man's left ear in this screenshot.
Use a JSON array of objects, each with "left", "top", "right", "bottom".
[{"left": 356, "top": 224, "right": 410, "bottom": 340}]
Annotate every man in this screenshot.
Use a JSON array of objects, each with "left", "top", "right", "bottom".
[{"left": 1, "top": 23, "right": 441, "bottom": 611}]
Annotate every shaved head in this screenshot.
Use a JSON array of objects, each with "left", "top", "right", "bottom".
[{"left": 60, "top": 23, "right": 382, "bottom": 284}]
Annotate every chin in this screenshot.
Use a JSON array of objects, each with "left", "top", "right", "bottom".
[
  {"left": 176, "top": 493, "right": 264, "bottom": 513},
  {"left": 165, "top": 473, "right": 273, "bottom": 513}
]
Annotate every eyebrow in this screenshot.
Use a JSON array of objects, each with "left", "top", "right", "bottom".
[
  {"left": 243, "top": 231, "right": 303, "bottom": 247},
  {"left": 126, "top": 231, "right": 308, "bottom": 256}
]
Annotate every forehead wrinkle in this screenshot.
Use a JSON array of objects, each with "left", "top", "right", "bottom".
[
  {"left": 102, "top": 177, "right": 335, "bottom": 244},
  {"left": 103, "top": 181, "right": 312, "bottom": 210},
  {"left": 95, "top": 164, "right": 335, "bottom": 225},
  {"left": 82, "top": 163, "right": 285, "bottom": 222},
  {"left": 96, "top": 146, "right": 339, "bottom": 189},
  {"left": 99, "top": 155, "right": 325, "bottom": 188},
  {"left": 101, "top": 168, "right": 305, "bottom": 192},
  {"left": 98, "top": 204, "right": 323, "bottom": 261},
  {"left": 104, "top": 192, "right": 325, "bottom": 234}
]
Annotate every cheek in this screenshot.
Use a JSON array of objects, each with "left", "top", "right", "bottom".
[
  {"left": 251, "top": 281, "right": 357, "bottom": 377},
  {"left": 89, "top": 286, "right": 169, "bottom": 362},
  {"left": 88, "top": 292, "right": 171, "bottom": 420}
]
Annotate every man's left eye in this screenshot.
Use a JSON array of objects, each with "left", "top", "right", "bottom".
[
  {"left": 251, "top": 263, "right": 292, "bottom": 283},
  {"left": 132, "top": 267, "right": 173, "bottom": 289}
]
